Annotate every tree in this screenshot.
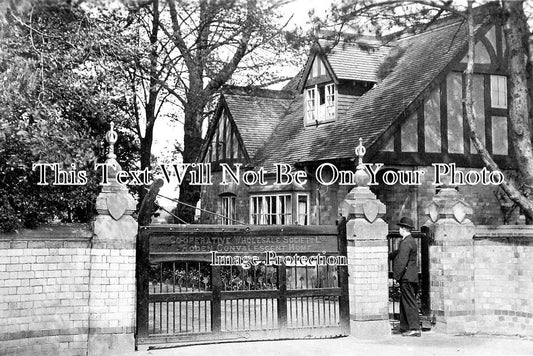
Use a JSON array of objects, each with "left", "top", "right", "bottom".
[
  {"left": 325, "top": 0, "right": 533, "bottom": 223},
  {"left": 464, "top": 1, "right": 533, "bottom": 222},
  {"left": 132, "top": 0, "right": 301, "bottom": 222},
  {"left": 0, "top": 0, "right": 138, "bottom": 231},
  {"left": 120, "top": 0, "right": 178, "bottom": 206}
]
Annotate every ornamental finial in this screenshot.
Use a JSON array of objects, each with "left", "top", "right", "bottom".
[
  {"left": 354, "top": 137, "right": 366, "bottom": 167},
  {"left": 105, "top": 122, "right": 118, "bottom": 160},
  {"left": 354, "top": 138, "right": 370, "bottom": 187}
]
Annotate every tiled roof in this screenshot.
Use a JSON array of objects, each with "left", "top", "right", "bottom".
[
  {"left": 282, "top": 68, "right": 303, "bottom": 91},
  {"left": 319, "top": 39, "right": 391, "bottom": 82},
  {"left": 220, "top": 87, "right": 295, "bottom": 159},
  {"left": 255, "top": 15, "right": 487, "bottom": 167},
  {"left": 211, "top": 4, "right": 496, "bottom": 169}
]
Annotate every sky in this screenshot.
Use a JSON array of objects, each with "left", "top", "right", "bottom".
[{"left": 281, "top": 0, "right": 333, "bottom": 29}]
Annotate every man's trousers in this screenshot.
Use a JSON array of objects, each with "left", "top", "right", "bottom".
[{"left": 399, "top": 281, "right": 420, "bottom": 330}]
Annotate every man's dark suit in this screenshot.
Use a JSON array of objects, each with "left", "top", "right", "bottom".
[{"left": 389, "top": 234, "right": 419, "bottom": 331}]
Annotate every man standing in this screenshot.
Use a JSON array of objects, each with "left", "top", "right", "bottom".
[{"left": 389, "top": 217, "right": 421, "bottom": 337}]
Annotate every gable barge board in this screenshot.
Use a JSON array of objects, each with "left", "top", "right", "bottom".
[
  {"left": 298, "top": 47, "right": 339, "bottom": 92},
  {"left": 199, "top": 95, "right": 252, "bottom": 165}
]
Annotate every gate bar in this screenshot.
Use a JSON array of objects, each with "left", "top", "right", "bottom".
[
  {"left": 277, "top": 263, "right": 288, "bottom": 330},
  {"left": 136, "top": 228, "right": 150, "bottom": 338},
  {"left": 338, "top": 217, "right": 350, "bottom": 335},
  {"left": 211, "top": 265, "right": 222, "bottom": 333}
]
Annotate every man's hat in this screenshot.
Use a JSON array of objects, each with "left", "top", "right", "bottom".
[{"left": 397, "top": 216, "right": 415, "bottom": 229}]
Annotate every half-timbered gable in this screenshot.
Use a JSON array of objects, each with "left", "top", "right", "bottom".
[
  {"left": 374, "top": 21, "right": 512, "bottom": 170},
  {"left": 200, "top": 87, "right": 296, "bottom": 167},
  {"left": 199, "top": 87, "right": 302, "bottom": 225},
  {"left": 199, "top": 4, "right": 518, "bottom": 228},
  {"left": 202, "top": 101, "right": 248, "bottom": 165}
]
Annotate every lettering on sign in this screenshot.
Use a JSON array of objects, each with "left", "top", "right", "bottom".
[{"left": 151, "top": 235, "right": 338, "bottom": 254}]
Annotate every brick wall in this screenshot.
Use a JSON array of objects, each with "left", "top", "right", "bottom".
[
  {"left": 0, "top": 225, "right": 136, "bottom": 356},
  {"left": 472, "top": 226, "right": 533, "bottom": 336},
  {"left": 429, "top": 219, "right": 477, "bottom": 333},
  {"left": 200, "top": 170, "right": 251, "bottom": 225},
  {"left": 430, "top": 222, "right": 533, "bottom": 337},
  {"left": 0, "top": 226, "right": 91, "bottom": 355}
]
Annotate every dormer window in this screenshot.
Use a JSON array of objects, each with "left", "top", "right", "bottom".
[{"left": 305, "top": 83, "right": 336, "bottom": 125}]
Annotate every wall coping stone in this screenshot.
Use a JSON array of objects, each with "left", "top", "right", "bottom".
[
  {"left": 0, "top": 224, "right": 92, "bottom": 242},
  {"left": 475, "top": 225, "right": 533, "bottom": 239}
]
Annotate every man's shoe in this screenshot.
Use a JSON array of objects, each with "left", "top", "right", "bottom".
[
  {"left": 401, "top": 330, "right": 421, "bottom": 337},
  {"left": 392, "top": 328, "right": 407, "bottom": 334}
]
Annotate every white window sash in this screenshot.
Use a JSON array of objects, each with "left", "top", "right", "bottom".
[
  {"left": 249, "top": 194, "right": 294, "bottom": 225},
  {"left": 326, "top": 84, "right": 335, "bottom": 107},
  {"left": 296, "top": 194, "right": 309, "bottom": 225},
  {"left": 305, "top": 84, "right": 335, "bottom": 123},
  {"left": 491, "top": 75, "right": 507, "bottom": 109},
  {"left": 221, "top": 196, "right": 236, "bottom": 225}
]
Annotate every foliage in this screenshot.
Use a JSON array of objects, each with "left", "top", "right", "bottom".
[
  {"left": 0, "top": 0, "right": 306, "bottom": 229},
  {"left": 0, "top": 0, "right": 138, "bottom": 232}
]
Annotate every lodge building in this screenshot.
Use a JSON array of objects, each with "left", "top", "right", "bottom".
[{"left": 197, "top": 4, "right": 519, "bottom": 229}]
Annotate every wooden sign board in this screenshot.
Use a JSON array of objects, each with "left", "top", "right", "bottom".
[{"left": 144, "top": 224, "right": 339, "bottom": 255}]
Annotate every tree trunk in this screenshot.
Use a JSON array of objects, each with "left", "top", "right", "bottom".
[
  {"left": 175, "top": 103, "right": 205, "bottom": 223},
  {"left": 464, "top": 0, "right": 533, "bottom": 222},
  {"left": 501, "top": 0, "right": 533, "bottom": 223},
  {"left": 138, "top": 123, "right": 154, "bottom": 207},
  {"left": 138, "top": 0, "right": 159, "bottom": 207}
]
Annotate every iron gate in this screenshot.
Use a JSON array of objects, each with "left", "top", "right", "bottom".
[
  {"left": 387, "top": 227, "right": 432, "bottom": 329},
  {"left": 136, "top": 221, "right": 349, "bottom": 347}
]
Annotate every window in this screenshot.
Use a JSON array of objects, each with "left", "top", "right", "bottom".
[
  {"left": 491, "top": 75, "right": 507, "bottom": 109},
  {"left": 326, "top": 84, "right": 335, "bottom": 120},
  {"left": 250, "top": 195, "right": 291, "bottom": 225},
  {"left": 305, "top": 83, "right": 336, "bottom": 124},
  {"left": 221, "top": 195, "right": 236, "bottom": 225},
  {"left": 296, "top": 194, "right": 309, "bottom": 225},
  {"left": 306, "top": 88, "right": 316, "bottom": 122},
  {"left": 250, "top": 194, "right": 309, "bottom": 225}
]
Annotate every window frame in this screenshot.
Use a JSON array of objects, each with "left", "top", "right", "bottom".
[
  {"left": 304, "top": 83, "right": 336, "bottom": 125},
  {"left": 490, "top": 74, "right": 507, "bottom": 109},
  {"left": 306, "top": 88, "right": 316, "bottom": 122},
  {"left": 249, "top": 193, "right": 310, "bottom": 225},
  {"left": 220, "top": 194, "right": 236, "bottom": 225},
  {"left": 296, "top": 193, "right": 310, "bottom": 225}
]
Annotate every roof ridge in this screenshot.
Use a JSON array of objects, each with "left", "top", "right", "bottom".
[
  {"left": 221, "top": 85, "right": 295, "bottom": 99},
  {"left": 394, "top": 20, "right": 464, "bottom": 43}
]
